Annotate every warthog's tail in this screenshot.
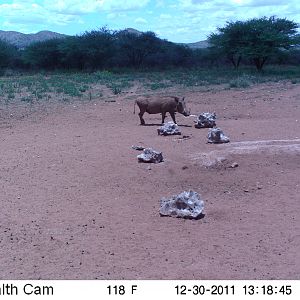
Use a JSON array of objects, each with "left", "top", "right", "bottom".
[{"left": 133, "top": 100, "right": 136, "bottom": 114}]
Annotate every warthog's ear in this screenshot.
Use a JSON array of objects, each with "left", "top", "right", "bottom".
[{"left": 174, "top": 97, "right": 179, "bottom": 103}]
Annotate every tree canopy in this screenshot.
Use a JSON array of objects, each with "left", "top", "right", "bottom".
[
  {"left": 1, "top": 18, "right": 300, "bottom": 72},
  {"left": 208, "top": 16, "right": 300, "bottom": 70},
  {"left": 19, "top": 27, "right": 193, "bottom": 70},
  {"left": 0, "top": 39, "right": 18, "bottom": 69}
]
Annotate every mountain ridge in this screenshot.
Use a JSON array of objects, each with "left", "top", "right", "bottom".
[
  {"left": 0, "top": 30, "right": 68, "bottom": 49},
  {"left": 0, "top": 29, "right": 208, "bottom": 49}
]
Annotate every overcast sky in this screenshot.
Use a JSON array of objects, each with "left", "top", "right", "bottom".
[{"left": 0, "top": 0, "right": 299, "bottom": 43}]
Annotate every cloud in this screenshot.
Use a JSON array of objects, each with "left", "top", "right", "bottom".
[
  {"left": 177, "top": 0, "right": 300, "bottom": 26},
  {"left": 135, "top": 17, "right": 148, "bottom": 24},
  {"left": 0, "top": 0, "right": 82, "bottom": 30},
  {"left": 43, "top": 0, "right": 104, "bottom": 15},
  {"left": 160, "top": 14, "right": 172, "bottom": 19},
  {"left": 0, "top": 0, "right": 149, "bottom": 32},
  {"left": 1, "top": 0, "right": 299, "bottom": 42},
  {"left": 156, "top": 0, "right": 165, "bottom": 7},
  {"left": 242, "top": 0, "right": 287, "bottom": 7},
  {"left": 44, "top": 0, "right": 150, "bottom": 15},
  {"left": 107, "top": 13, "right": 127, "bottom": 20},
  {"left": 151, "top": 0, "right": 300, "bottom": 43},
  {"left": 102, "top": 0, "right": 150, "bottom": 11},
  {"left": 179, "top": 0, "right": 293, "bottom": 13},
  {"left": 176, "top": 27, "right": 189, "bottom": 33},
  {"left": 191, "top": 0, "right": 210, "bottom": 3}
]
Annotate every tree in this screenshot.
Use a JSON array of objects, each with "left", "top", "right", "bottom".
[
  {"left": 208, "top": 21, "right": 245, "bottom": 68},
  {"left": 58, "top": 36, "right": 85, "bottom": 70},
  {"left": 0, "top": 40, "right": 18, "bottom": 69},
  {"left": 23, "top": 39, "right": 64, "bottom": 69},
  {"left": 145, "top": 41, "right": 193, "bottom": 68},
  {"left": 58, "top": 27, "right": 116, "bottom": 70},
  {"left": 79, "top": 27, "right": 116, "bottom": 69},
  {"left": 208, "top": 16, "right": 299, "bottom": 70},
  {"left": 115, "top": 31, "right": 162, "bottom": 67}
]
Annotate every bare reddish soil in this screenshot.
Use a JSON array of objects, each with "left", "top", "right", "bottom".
[{"left": 0, "top": 81, "right": 299, "bottom": 279}]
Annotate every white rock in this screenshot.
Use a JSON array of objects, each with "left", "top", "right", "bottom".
[
  {"left": 195, "top": 112, "right": 216, "bottom": 128},
  {"left": 157, "top": 121, "right": 181, "bottom": 136},
  {"left": 137, "top": 148, "right": 163, "bottom": 163},
  {"left": 160, "top": 190, "right": 204, "bottom": 219},
  {"left": 207, "top": 127, "right": 230, "bottom": 144}
]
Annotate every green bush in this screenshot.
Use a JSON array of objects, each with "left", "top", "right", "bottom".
[{"left": 229, "top": 74, "right": 254, "bottom": 88}]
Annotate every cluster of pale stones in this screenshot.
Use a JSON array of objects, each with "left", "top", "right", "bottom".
[{"left": 133, "top": 113, "right": 230, "bottom": 219}]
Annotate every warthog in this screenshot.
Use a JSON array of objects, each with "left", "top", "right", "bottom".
[{"left": 134, "top": 96, "right": 190, "bottom": 125}]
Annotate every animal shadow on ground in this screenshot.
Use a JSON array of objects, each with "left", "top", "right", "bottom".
[{"left": 142, "top": 123, "right": 192, "bottom": 127}]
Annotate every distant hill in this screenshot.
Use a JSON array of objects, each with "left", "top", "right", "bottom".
[
  {"left": 0, "top": 30, "right": 68, "bottom": 49},
  {"left": 0, "top": 28, "right": 208, "bottom": 49},
  {"left": 122, "top": 28, "right": 209, "bottom": 49},
  {"left": 183, "top": 40, "right": 209, "bottom": 49},
  {"left": 122, "top": 28, "right": 143, "bottom": 36}
]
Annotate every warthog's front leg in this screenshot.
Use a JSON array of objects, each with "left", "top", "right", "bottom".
[
  {"left": 170, "top": 111, "right": 177, "bottom": 124},
  {"left": 161, "top": 111, "right": 167, "bottom": 124},
  {"left": 138, "top": 111, "right": 146, "bottom": 125}
]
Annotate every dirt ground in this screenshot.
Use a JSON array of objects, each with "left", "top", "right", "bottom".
[{"left": 0, "top": 81, "right": 299, "bottom": 280}]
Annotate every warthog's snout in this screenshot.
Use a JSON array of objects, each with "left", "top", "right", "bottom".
[{"left": 183, "top": 109, "right": 191, "bottom": 117}]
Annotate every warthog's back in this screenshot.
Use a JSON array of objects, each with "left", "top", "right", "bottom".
[{"left": 137, "top": 96, "right": 179, "bottom": 114}]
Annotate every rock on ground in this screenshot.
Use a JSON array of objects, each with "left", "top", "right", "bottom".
[
  {"left": 132, "top": 145, "right": 145, "bottom": 151},
  {"left": 195, "top": 112, "right": 216, "bottom": 128},
  {"left": 157, "top": 121, "right": 181, "bottom": 136},
  {"left": 207, "top": 127, "right": 230, "bottom": 144},
  {"left": 137, "top": 148, "right": 163, "bottom": 163},
  {"left": 160, "top": 190, "right": 204, "bottom": 219}
]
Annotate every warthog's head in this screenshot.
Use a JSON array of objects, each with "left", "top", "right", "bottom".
[{"left": 176, "top": 97, "right": 190, "bottom": 117}]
